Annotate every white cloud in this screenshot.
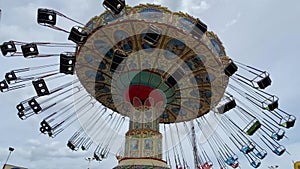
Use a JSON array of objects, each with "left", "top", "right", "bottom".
[
  {"left": 181, "top": 0, "right": 210, "bottom": 14},
  {"left": 225, "top": 13, "right": 241, "bottom": 28},
  {"left": 192, "top": 1, "right": 210, "bottom": 11},
  {"left": 0, "top": 138, "right": 105, "bottom": 169}
]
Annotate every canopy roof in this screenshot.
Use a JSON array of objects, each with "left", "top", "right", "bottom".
[{"left": 76, "top": 4, "right": 229, "bottom": 123}]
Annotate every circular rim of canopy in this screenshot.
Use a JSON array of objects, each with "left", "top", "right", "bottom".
[{"left": 75, "top": 4, "right": 230, "bottom": 123}]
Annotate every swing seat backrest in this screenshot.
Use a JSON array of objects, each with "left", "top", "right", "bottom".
[
  {"left": 273, "top": 145, "right": 285, "bottom": 156},
  {"left": 266, "top": 100, "right": 278, "bottom": 111},
  {"left": 176, "top": 166, "right": 183, "bottom": 169},
  {"left": 191, "top": 18, "right": 207, "bottom": 39},
  {"left": 217, "top": 98, "right": 236, "bottom": 114},
  {"left": 0, "top": 80, "right": 9, "bottom": 92},
  {"left": 225, "top": 156, "right": 238, "bottom": 166},
  {"left": 5, "top": 71, "right": 17, "bottom": 84},
  {"left": 257, "top": 75, "right": 271, "bottom": 89},
  {"left": 225, "top": 158, "right": 234, "bottom": 165},
  {"left": 202, "top": 162, "right": 213, "bottom": 169},
  {"left": 1, "top": 41, "right": 17, "bottom": 56},
  {"left": 18, "top": 110, "right": 26, "bottom": 120},
  {"left": 32, "top": 79, "right": 50, "bottom": 97},
  {"left": 67, "top": 141, "right": 77, "bottom": 151},
  {"left": 40, "top": 120, "right": 52, "bottom": 132},
  {"left": 143, "top": 25, "right": 162, "bottom": 46},
  {"left": 37, "top": 8, "right": 57, "bottom": 26},
  {"left": 281, "top": 115, "right": 296, "bottom": 129},
  {"left": 16, "top": 103, "right": 25, "bottom": 114},
  {"left": 286, "top": 116, "right": 296, "bottom": 128},
  {"left": 103, "top": 0, "right": 125, "bottom": 15},
  {"left": 271, "top": 129, "right": 285, "bottom": 141},
  {"left": 93, "top": 153, "right": 102, "bottom": 161},
  {"left": 250, "top": 160, "right": 261, "bottom": 168},
  {"left": 21, "top": 43, "right": 39, "bottom": 57},
  {"left": 81, "top": 145, "right": 87, "bottom": 151},
  {"left": 224, "top": 61, "right": 238, "bottom": 77},
  {"left": 232, "top": 154, "right": 238, "bottom": 161},
  {"left": 60, "top": 53, "right": 76, "bottom": 75},
  {"left": 28, "top": 97, "right": 42, "bottom": 113},
  {"left": 244, "top": 119, "right": 261, "bottom": 136},
  {"left": 231, "top": 161, "right": 239, "bottom": 168},
  {"left": 68, "top": 26, "right": 88, "bottom": 45},
  {"left": 110, "top": 49, "right": 128, "bottom": 73},
  {"left": 255, "top": 150, "right": 267, "bottom": 159},
  {"left": 101, "top": 153, "right": 107, "bottom": 159},
  {"left": 224, "top": 99, "right": 236, "bottom": 112},
  {"left": 241, "top": 144, "right": 254, "bottom": 154}
]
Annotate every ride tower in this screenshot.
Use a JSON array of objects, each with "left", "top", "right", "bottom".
[{"left": 74, "top": 2, "right": 229, "bottom": 168}]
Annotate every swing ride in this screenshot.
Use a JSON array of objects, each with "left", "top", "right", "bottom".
[{"left": 0, "top": 1, "right": 297, "bottom": 168}]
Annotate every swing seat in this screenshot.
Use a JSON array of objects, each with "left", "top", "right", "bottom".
[
  {"left": 68, "top": 26, "right": 87, "bottom": 45},
  {"left": 286, "top": 116, "right": 296, "bottom": 128},
  {"left": 281, "top": 115, "right": 296, "bottom": 129},
  {"left": 202, "top": 162, "right": 213, "bottom": 169},
  {"left": 1, "top": 41, "right": 17, "bottom": 56},
  {"left": 232, "top": 154, "right": 238, "bottom": 161},
  {"left": 94, "top": 153, "right": 102, "bottom": 161},
  {"left": 101, "top": 153, "right": 107, "bottom": 159},
  {"left": 16, "top": 103, "right": 27, "bottom": 120},
  {"left": 0, "top": 80, "right": 9, "bottom": 92},
  {"left": 37, "top": 8, "right": 57, "bottom": 26},
  {"left": 81, "top": 139, "right": 92, "bottom": 151},
  {"left": 241, "top": 144, "right": 255, "bottom": 154},
  {"left": 40, "top": 120, "right": 52, "bottom": 133},
  {"left": 28, "top": 98, "right": 42, "bottom": 113},
  {"left": 265, "top": 100, "right": 278, "bottom": 111},
  {"left": 5, "top": 71, "right": 17, "bottom": 84},
  {"left": 273, "top": 145, "right": 285, "bottom": 156},
  {"left": 191, "top": 18, "right": 207, "bottom": 39},
  {"left": 103, "top": 0, "right": 125, "bottom": 15},
  {"left": 255, "top": 150, "right": 267, "bottom": 159},
  {"left": 244, "top": 120, "right": 261, "bottom": 136},
  {"left": 67, "top": 141, "right": 77, "bottom": 151},
  {"left": 167, "top": 71, "right": 184, "bottom": 87},
  {"left": 225, "top": 157, "right": 238, "bottom": 166},
  {"left": 81, "top": 146, "right": 86, "bottom": 151},
  {"left": 16, "top": 103, "right": 25, "bottom": 113},
  {"left": 166, "top": 75, "right": 177, "bottom": 88},
  {"left": 32, "top": 79, "right": 50, "bottom": 96},
  {"left": 21, "top": 43, "right": 39, "bottom": 57},
  {"left": 257, "top": 75, "right": 271, "bottom": 89},
  {"left": 271, "top": 129, "right": 285, "bottom": 141},
  {"left": 18, "top": 111, "right": 27, "bottom": 120},
  {"left": 224, "top": 61, "right": 238, "bottom": 77},
  {"left": 250, "top": 160, "right": 261, "bottom": 168},
  {"left": 217, "top": 98, "right": 236, "bottom": 114},
  {"left": 39, "top": 126, "right": 46, "bottom": 133},
  {"left": 230, "top": 161, "right": 239, "bottom": 168},
  {"left": 143, "top": 25, "right": 162, "bottom": 46},
  {"left": 225, "top": 158, "right": 234, "bottom": 166},
  {"left": 111, "top": 49, "right": 128, "bottom": 72},
  {"left": 60, "top": 53, "right": 76, "bottom": 75}
]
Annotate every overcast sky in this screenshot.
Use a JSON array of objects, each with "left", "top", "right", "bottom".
[{"left": 0, "top": 0, "right": 300, "bottom": 169}]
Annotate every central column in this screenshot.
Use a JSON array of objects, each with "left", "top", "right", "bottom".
[
  {"left": 125, "top": 107, "right": 162, "bottom": 159},
  {"left": 113, "top": 97, "right": 169, "bottom": 169}
]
